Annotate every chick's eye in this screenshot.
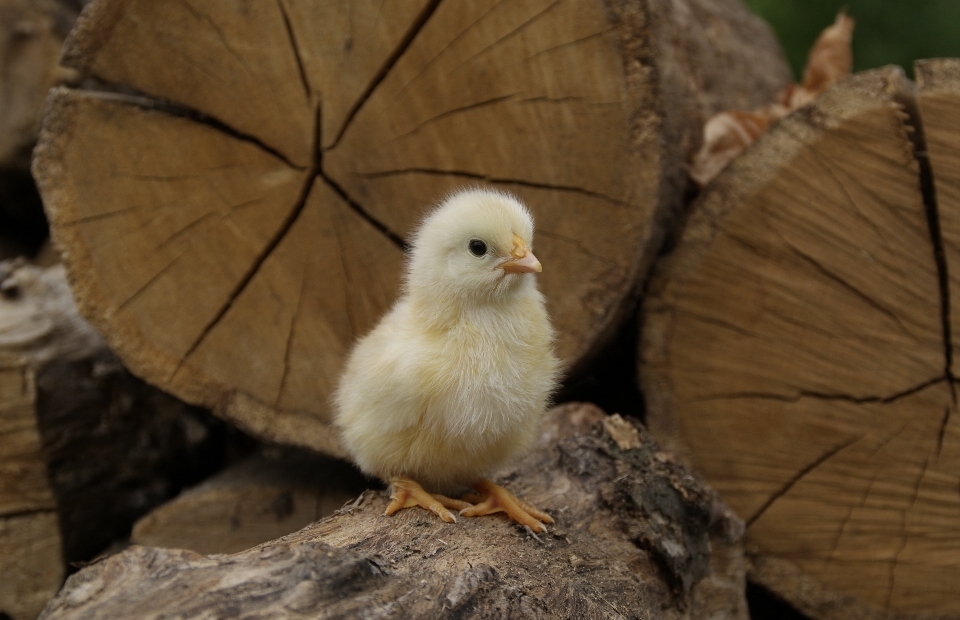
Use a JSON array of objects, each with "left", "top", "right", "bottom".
[{"left": 468, "top": 239, "right": 487, "bottom": 257}]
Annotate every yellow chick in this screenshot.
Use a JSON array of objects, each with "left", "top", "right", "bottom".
[{"left": 334, "top": 188, "right": 559, "bottom": 532}]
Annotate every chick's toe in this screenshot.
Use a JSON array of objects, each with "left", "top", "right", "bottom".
[
  {"left": 386, "top": 476, "right": 473, "bottom": 523},
  {"left": 458, "top": 478, "right": 553, "bottom": 533}
]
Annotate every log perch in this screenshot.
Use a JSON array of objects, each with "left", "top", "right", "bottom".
[
  {"left": 32, "top": 0, "right": 790, "bottom": 456},
  {"left": 641, "top": 61, "right": 960, "bottom": 619},
  {"left": 38, "top": 404, "right": 750, "bottom": 620}
]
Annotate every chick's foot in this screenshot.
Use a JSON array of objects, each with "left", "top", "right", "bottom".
[
  {"left": 385, "top": 476, "right": 473, "bottom": 523},
  {"left": 459, "top": 478, "right": 553, "bottom": 533}
]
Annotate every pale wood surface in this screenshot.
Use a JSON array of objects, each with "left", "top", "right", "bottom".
[
  {"left": 641, "top": 65, "right": 960, "bottom": 619},
  {"left": 39, "top": 404, "right": 750, "bottom": 620},
  {"left": 131, "top": 451, "right": 367, "bottom": 556},
  {"left": 33, "top": 0, "right": 790, "bottom": 455}
]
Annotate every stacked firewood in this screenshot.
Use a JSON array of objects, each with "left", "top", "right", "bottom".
[{"left": 2, "top": 0, "right": 959, "bottom": 619}]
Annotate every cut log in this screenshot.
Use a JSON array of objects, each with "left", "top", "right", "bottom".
[
  {"left": 0, "top": 0, "right": 84, "bottom": 260},
  {"left": 0, "top": 360, "right": 63, "bottom": 620},
  {"left": 641, "top": 63, "right": 960, "bottom": 619},
  {"left": 131, "top": 450, "right": 368, "bottom": 556},
  {"left": 32, "top": 0, "right": 790, "bottom": 456},
  {"left": 0, "top": 0, "right": 81, "bottom": 172},
  {"left": 39, "top": 403, "right": 750, "bottom": 620},
  {"left": 0, "top": 259, "right": 236, "bottom": 568}
]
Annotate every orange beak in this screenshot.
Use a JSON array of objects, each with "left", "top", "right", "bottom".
[{"left": 500, "top": 234, "right": 542, "bottom": 274}]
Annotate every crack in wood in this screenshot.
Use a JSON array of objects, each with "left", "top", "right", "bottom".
[
  {"left": 746, "top": 435, "right": 864, "bottom": 528},
  {"left": 518, "top": 28, "right": 613, "bottom": 65},
  {"left": 390, "top": 0, "right": 508, "bottom": 105},
  {"left": 448, "top": 0, "right": 563, "bottom": 76},
  {"left": 784, "top": 128, "right": 892, "bottom": 249},
  {"left": 382, "top": 93, "right": 517, "bottom": 144},
  {"left": 175, "top": 0, "right": 252, "bottom": 77},
  {"left": 327, "top": 0, "right": 444, "bottom": 150},
  {"left": 175, "top": 169, "right": 317, "bottom": 371},
  {"left": 693, "top": 376, "right": 947, "bottom": 406},
  {"left": 331, "top": 214, "right": 359, "bottom": 340},
  {"left": 116, "top": 249, "right": 193, "bottom": 314},
  {"left": 897, "top": 92, "right": 954, "bottom": 383},
  {"left": 536, "top": 229, "right": 617, "bottom": 268},
  {"left": 353, "top": 167, "right": 629, "bottom": 207},
  {"left": 74, "top": 86, "right": 301, "bottom": 170},
  {"left": 935, "top": 405, "right": 952, "bottom": 458},
  {"left": 826, "top": 472, "right": 878, "bottom": 572},
  {"left": 679, "top": 310, "right": 755, "bottom": 339},
  {"left": 318, "top": 173, "right": 408, "bottom": 251},
  {"left": 886, "top": 456, "right": 929, "bottom": 612},
  {"left": 175, "top": 101, "right": 323, "bottom": 372},
  {"left": 155, "top": 211, "right": 219, "bottom": 252},
  {"left": 275, "top": 260, "right": 309, "bottom": 409},
  {"left": 277, "top": 0, "right": 312, "bottom": 102},
  {"left": 784, "top": 242, "right": 915, "bottom": 337}
]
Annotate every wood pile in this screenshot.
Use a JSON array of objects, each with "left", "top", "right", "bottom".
[
  {"left": 0, "top": 0, "right": 957, "bottom": 618},
  {"left": 642, "top": 61, "right": 960, "bottom": 619}
]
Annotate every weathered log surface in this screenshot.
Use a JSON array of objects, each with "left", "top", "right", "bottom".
[
  {"left": 39, "top": 403, "right": 749, "bottom": 620},
  {"left": 131, "top": 450, "right": 368, "bottom": 556},
  {"left": 32, "top": 0, "right": 790, "bottom": 457},
  {"left": 641, "top": 62, "right": 960, "bottom": 620}
]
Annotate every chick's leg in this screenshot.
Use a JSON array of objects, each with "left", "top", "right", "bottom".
[
  {"left": 459, "top": 478, "right": 554, "bottom": 533},
  {"left": 385, "top": 476, "right": 472, "bottom": 523}
]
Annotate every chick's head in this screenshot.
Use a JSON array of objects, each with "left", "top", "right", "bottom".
[{"left": 406, "top": 189, "right": 541, "bottom": 302}]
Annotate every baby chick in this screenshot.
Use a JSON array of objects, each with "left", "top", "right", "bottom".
[{"left": 334, "top": 189, "right": 559, "bottom": 532}]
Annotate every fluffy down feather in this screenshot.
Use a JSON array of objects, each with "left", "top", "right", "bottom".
[{"left": 334, "top": 189, "right": 559, "bottom": 510}]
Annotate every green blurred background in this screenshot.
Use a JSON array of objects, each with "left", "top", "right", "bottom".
[{"left": 744, "top": 0, "right": 960, "bottom": 79}]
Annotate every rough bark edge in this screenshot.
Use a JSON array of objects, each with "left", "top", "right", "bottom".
[
  {"left": 915, "top": 58, "right": 960, "bottom": 93},
  {"left": 639, "top": 66, "right": 917, "bottom": 456},
  {"left": 566, "top": 0, "right": 791, "bottom": 375},
  {"left": 58, "top": 0, "right": 128, "bottom": 74},
  {"left": 37, "top": 403, "right": 750, "bottom": 620}
]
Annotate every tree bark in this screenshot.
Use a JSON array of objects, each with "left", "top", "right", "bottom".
[
  {"left": 38, "top": 403, "right": 750, "bottom": 620},
  {"left": 32, "top": 0, "right": 790, "bottom": 457},
  {"left": 131, "top": 449, "right": 368, "bottom": 556},
  {"left": 641, "top": 62, "right": 960, "bottom": 619}
]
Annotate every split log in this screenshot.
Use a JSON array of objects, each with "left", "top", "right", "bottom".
[
  {"left": 32, "top": 0, "right": 791, "bottom": 456},
  {"left": 39, "top": 403, "right": 749, "bottom": 620},
  {"left": 131, "top": 450, "right": 368, "bottom": 556},
  {"left": 0, "top": 259, "right": 235, "bottom": 569},
  {"left": 641, "top": 62, "right": 960, "bottom": 620}
]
